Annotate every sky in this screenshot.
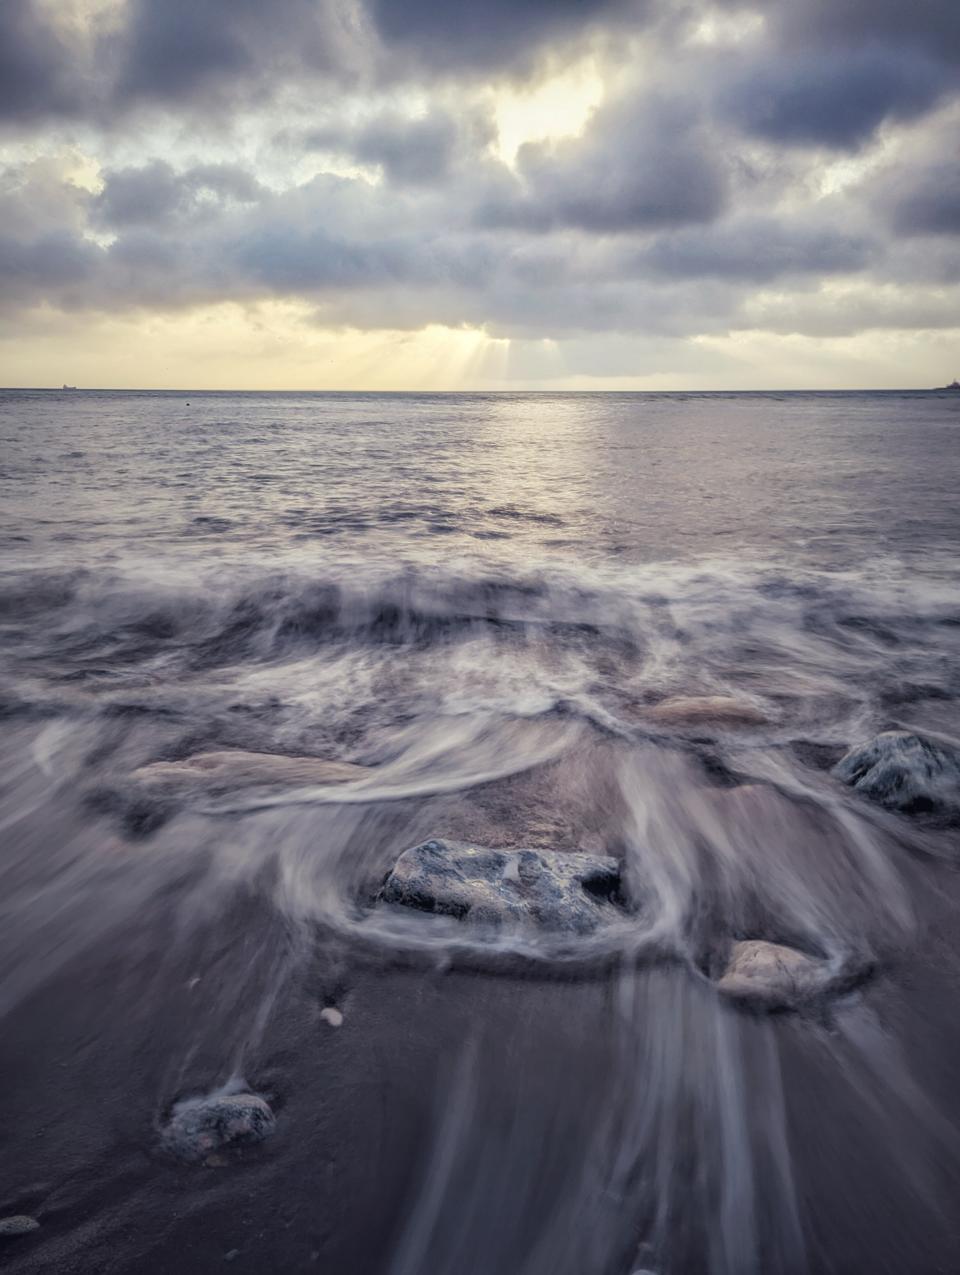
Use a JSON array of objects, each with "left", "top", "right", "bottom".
[{"left": 0, "top": 0, "right": 958, "bottom": 390}]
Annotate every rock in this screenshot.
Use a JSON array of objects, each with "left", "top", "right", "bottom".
[
  {"left": 162, "top": 1091, "right": 275, "bottom": 1163},
  {"left": 716, "top": 940, "right": 831, "bottom": 1010},
  {"left": 833, "top": 731, "right": 960, "bottom": 814},
  {"left": 0, "top": 1217, "right": 39, "bottom": 1237},
  {"left": 378, "top": 838, "right": 624, "bottom": 935},
  {"left": 320, "top": 1006, "right": 343, "bottom": 1028},
  {"left": 133, "top": 750, "right": 369, "bottom": 791},
  {"left": 644, "top": 696, "right": 769, "bottom": 729}
]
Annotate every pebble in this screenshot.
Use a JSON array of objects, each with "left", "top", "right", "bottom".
[
  {"left": 644, "top": 695, "right": 769, "bottom": 728},
  {"left": 133, "top": 751, "right": 369, "bottom": 791},
  {"left": 0, "top": 1216, "right": 40, "bottom": 1237},
  {"left": 320, "top": 1006, "right": 344, "bottom": 1028},
  {"left": 716, "top": 939, "right": 832, "bottom": 1011}
]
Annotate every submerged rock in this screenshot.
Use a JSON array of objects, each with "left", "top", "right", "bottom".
[
  {"left": 133, "top": 750, "right": 369, "bottom": 791},
  {"left": 833, "top": 731, "right": 960, "bottom": 814},
  {"left": 162, "top": 1091, "right": 275, "bottom": 1163},
  {"left": 0, "top": 1217, "right": 39, "bottom": 1237},
  {"left": 379, "top": 838, "right": 624, "bottom": 935},
  {"left": 716, "top": 940, "right": 831, "bottom": 1010},
  {"left": 644, "top": 696, "right": 769, "bottom": 729}
]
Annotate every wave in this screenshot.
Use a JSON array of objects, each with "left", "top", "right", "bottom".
[{"left": 1, "top": 552, "right": 956, "bottom": 988}]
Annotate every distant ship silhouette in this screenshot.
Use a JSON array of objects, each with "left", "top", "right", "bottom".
[
  {"left": 942, "top": 379, "right": 960, "bottom": 390},
  {"left": 61, "top": 383, "right": 78, "bottom": 390}
]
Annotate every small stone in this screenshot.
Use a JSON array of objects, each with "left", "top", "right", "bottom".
[
  {"left": 833, "top": 731, "right": 960, "bottom": 815},
  {"left": 645, "top": 696, "right": 769, "bottom": 728},
  {"left": 378, "top": 838, "right": 624, "bottom": 936},
  {"left": 162, "top": 1091, "right": 275, "bottom": 1163},
  {"left": 0, "top": 1217, "right": 40, "bottom": 1237},
  {"left": 716, "top": 939, "right": 830, "bottom": 1011},
  {"left": 224, "top": 1250, "right": 240, "bottom": 1262},
  {"left": 320, "top": 1007, "right": 343, "bottom": 1028}
]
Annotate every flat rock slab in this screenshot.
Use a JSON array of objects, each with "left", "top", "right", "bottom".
[
  {"left": 644, "top": 696, "right": 769, "bottom": 729},
  {"left": 0, "top": 1217, "right": 40, "bottom": 1237},
  {"left": 162, "top": 1091, "right": 275, "bottom": 1163},
  {"left": 716, "top": 940, "right": 832, "bottom": 1011},
  {"left": 133, "top": 750, "right": 369, "bottom": 791},
  {"left": 833, "top": 731, "right": 960, "bottom": 815},
  {"left": 379, "top": 839, "right": 624, "bottom": 936}
]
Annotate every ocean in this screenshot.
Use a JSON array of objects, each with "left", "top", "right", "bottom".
[{"left": 1, "top": 389, "right": 959, "bottom": 1274}]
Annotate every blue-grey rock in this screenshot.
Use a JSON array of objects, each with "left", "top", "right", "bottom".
[
  {"left": 833, "top": 731, "right": 960, "bottom": 814},
  {"left": 379, "top": 839, "right": 624, "bottom": 935},
  {"left": 162, "top": 1091, "right": 275, "bottom": 1163},
  {"left": 0, "top": 1217, "right": 39, "bottom": 1237}
]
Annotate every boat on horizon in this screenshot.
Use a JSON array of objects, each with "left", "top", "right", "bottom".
[
  {"left": 941, "top": 379, "right": 960, "bottom": 390},
  {"left": 61, "top": 383, "right": 78, "bottom": 391}
]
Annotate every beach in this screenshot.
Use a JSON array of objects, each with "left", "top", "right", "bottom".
[{"left": 1, "top": 388, "right": 960, "bottom": 1273}]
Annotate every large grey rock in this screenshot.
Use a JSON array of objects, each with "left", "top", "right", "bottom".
[
  {"left": 833, "top": 731, "right": 960, "bottom": 814},
  {"left": 379, "top": 839, "right": 624, "bottom": 935},
  {"left": 716, "top": 940, "right": 831, "bottom": 1011},
  {"left": 162, "top": 1091, "right": 275, "bottom": 1163}
]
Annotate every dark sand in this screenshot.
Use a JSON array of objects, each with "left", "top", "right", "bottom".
[{"left": 3, "top": 849, "right": 960, "bottom": 1275}]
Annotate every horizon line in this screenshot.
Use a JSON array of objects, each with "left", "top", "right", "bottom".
[{"left": 1, "top": 385, "right": 953, "bottom": 395}]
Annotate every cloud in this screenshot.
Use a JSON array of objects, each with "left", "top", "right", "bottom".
[
  {"left": 108, "top": 0, "right": 355, "bottom": 108},
  {"left": 0, "top": 231, "right": 97, "bottom": 303},
  {"left": 484, "top": 93, "right": 727, "bottom": 232},
  {"left": 887, "top": 164, "right": 960, "bottom": 238},
  {"left": 867, "top": 123, "right": 960, "bottom": 239},
  {"left": 364, "top": 0, "right": 635, "bottom": 72},
  {"left": 637, "top": 216, "right": 876, "bottom": 281},
  {"left": 92, "top": 161, "right": 265, "bottom": 228},
  {"left": 0, "top": 0, "right": 958, "bottom": 386},
  {"left": 718, "top": 45, "right": 950, "bottom": 149},
  {"left": 303, "top": 105, "right": 496, "bottom": 185},
  {"left": 773, "top": 0, "right": 960, "bottom": 69},
  {"left": 0, "top": 0, "right": 81, "bottom": 121}
]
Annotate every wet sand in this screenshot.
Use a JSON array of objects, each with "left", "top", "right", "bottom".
[{"left": 3, "top": 827, "right": 960, "bottom": 1275}]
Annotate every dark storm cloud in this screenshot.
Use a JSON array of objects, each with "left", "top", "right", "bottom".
[
  {"left": 303, "top": 107, "right": 496, "bottom": 185},
  {"left": 92, "top": 161, "right": 265, "bottom": 228},
  {"left": 0, "top": 0, "right": 649, "bottom": 127},
  {"left": 365, "top": 0, "right": 634, "bottom": 71},
  {"left": 109, "top": 0, "right": 348, "bottom": 107},
  {"left": 638, "top": 218, "right": 876, "bottom": 281},
  {"left": 0, "top": 230, "right": 97, "bottom": 304},
  {"left": 107, "top": 0, "right": 636, "bottom": 112},
  {"left": 1, "top": 0, "right": 958, "bottom": 356},
  {"left": 719, "top": 45, "right": 950, "bottom": 149},
  {"left": 773, "top": 0, "right": 960, "bottom": 67},
  {"left": 0, "top": 0, "right": 80, "bottom": 121},
  {"left": 876, "top": 162, "right": 960, "bottom": 239},
  {"left": 891, "top": 170, "right": 960, "bottom": 238},
  {"left": 234, "top": 227, "right": 431, "bottom": 291},
  {"left": 2, "top": 0, "right": 956, "bottom": 150},
  {"left": 484, "top": 95, "right": 726, "bottom": 232}
]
